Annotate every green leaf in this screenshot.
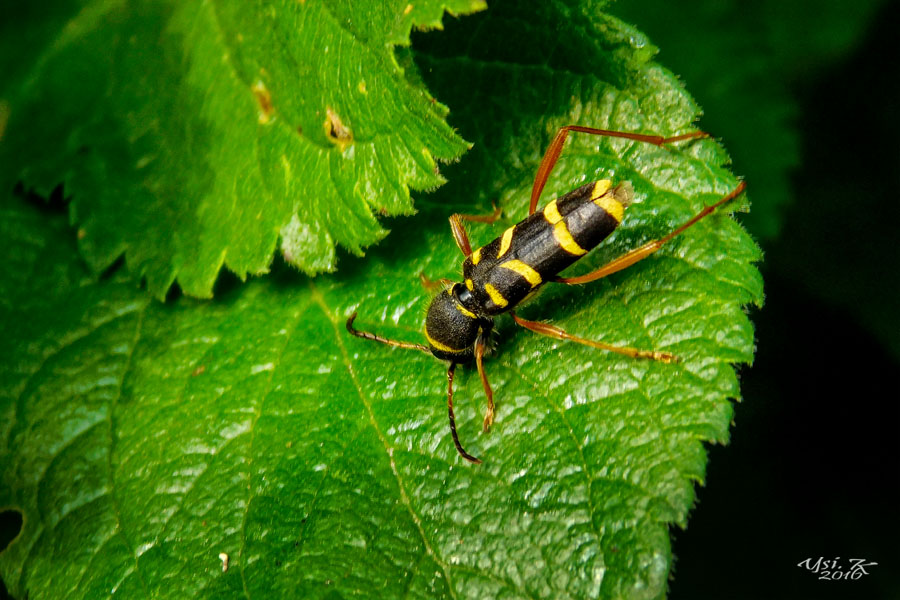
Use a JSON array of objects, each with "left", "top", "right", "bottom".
[
  {"left": 0, "top": 3, "right": 762, "bottom": 598},
  {"left": 0, "top": 0, "right": 484, "bottom": 299}
]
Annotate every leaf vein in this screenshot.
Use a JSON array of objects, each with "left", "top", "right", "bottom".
[
  {"left": 104, "top": 305, "right": 150, "bottom": 595},
  {"left": 237, "top": 298, "right": 311, "bottom": 600},
  {"left": 310, "top": 282, "right": 461, "bottom": 600}
]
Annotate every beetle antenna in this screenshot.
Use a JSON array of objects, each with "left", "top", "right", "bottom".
[
  {"left": 346, "top": 312, "right": 430, "bottom": 353},
  {"left": 447, "top": 363, "right": 482, "bottom": 464}
]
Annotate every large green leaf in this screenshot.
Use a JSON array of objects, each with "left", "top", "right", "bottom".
[
  {"left": 0, "top": 0, "right": 483, "bottom": 299},
  {"left": 0, "top": 2, "right": 762, "bottom": 598}
]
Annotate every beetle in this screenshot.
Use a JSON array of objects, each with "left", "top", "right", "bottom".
[{"left": 347, "top": 125, "right": 746, "bottom": 463}]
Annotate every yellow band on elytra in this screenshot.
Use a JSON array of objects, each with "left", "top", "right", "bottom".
[
  {"left": 497, "top": 226, "right": 515, "bottom": 258},
  {"left": 543, "top": 199, "right": 563, "bottom": 224},
  {"left": 499, "top": 259, "right": 542, "bottom": 287},
  {"left": 594, "top": 194, "right": 624, "bottom": 223},
  {"left": 591, "top": 180, "right": 612, "bottom": 200},
  {"left": 484, "top": 283, "right": 509, "bottom": 308},
  {"left": 553, "top": 221, "right": 587, "bottom": 256}
]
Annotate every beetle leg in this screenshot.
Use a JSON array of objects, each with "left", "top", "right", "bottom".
[
  {"left": 555, "top": 182, "right": 746, "bottom": 285},
  {"left": 530, "top": 125, "right": 710, "bottom": 215},
  {"left": 456, "top": 203, "right": 503, "bottom": 224},
  {"left": 449, "top": 214, "right": 473, "bottom": 257},
  {"left": 418, "top": 272, "right": 454, "bottom": 291},
  {"left": 449, "top": 203, "right": 503, "bottom": 259},
  {"left": 511, "top": 311, "right": 677, "bottom": 363},
  {"left": 447, "top": 362, "right": 482, "bottom": 464}
]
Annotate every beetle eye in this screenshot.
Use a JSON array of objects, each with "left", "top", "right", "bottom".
[{"left": 454, "top": 284, "right": 473, "bottom": 305}]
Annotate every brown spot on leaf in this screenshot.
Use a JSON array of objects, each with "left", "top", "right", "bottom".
[
  {"left": 77, "top": 228, "right": 87, "bottom": 240},
  {"left": 324, "top": 107, "right": 353, "bottom": 150},
  {"left": 253, "top": 81, "right": 273, "bottom": 124},
  {"left": 192, "top": 365, "right": 206, "bottom": 376}
]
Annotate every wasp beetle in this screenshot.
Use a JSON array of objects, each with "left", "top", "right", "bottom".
[{"left": 347, "top": 125, "right": 746, "bottom": 463}]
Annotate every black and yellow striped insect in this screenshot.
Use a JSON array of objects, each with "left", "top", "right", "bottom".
[{"left": 347, "top": 125, "right": 746, "bottom": 463}]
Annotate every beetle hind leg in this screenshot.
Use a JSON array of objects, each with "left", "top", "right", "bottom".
[
  {"left": 555, "top": 182, "right": 746, "bottom": 285},
  {"left": 511, "top": 311, "right": 677, "bottom": 363},
  {"left": 529, "top": 125, "right": 710, "bottom": 215}
]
